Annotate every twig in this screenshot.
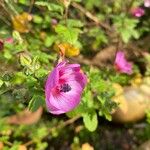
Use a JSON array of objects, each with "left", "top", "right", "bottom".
[
  {"left": 64, "top": 7, "right": 68, "bottom": 25},
  {"left": 59, "top": 115, "right": 80, "bottom": 128},
  {"left": 24, "top": 140, "right": 34, "bottom": 147},
  {"left": 23, "top": 116, "right": 80, "bottom": 147},
  {"left": 28, "top": 0, "right": 35, "bottom": 13},
  {"left": 4, "top": 141, "right": 13, "bottom": 146},
  {"left": 127, "top": 0, "right": 135, "bottom": 12},
  {"left": 0, "top": 14, "right": 11, "bottom": 26},
  {"left": 71, "top": 2, "right": 111, "bottom": 31},
  {"left": 49, "top": 115, "right": 80, "bottom": 131}
]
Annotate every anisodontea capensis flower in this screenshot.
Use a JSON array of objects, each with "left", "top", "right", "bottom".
[
  {"left": 114, "top": 51, "right": 132, "bottom": 75},
  {"left": 144, "top": 0, "right": 150, "bottom": 7},
  {"left": 131, "top": 7, "right": 145, "bottom": 17},
  {"left": 45, "top": 61, "right": 87, "bottom": 115}
]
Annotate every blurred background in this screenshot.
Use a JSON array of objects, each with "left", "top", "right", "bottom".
[{"left": 0, "top": 0, "right": 150, "bottom": 149}]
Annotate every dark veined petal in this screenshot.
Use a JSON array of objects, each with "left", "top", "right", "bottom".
[
  {"left": 45, "top": 60, "right": 87, "bottom": 115},
  {"left": 47, "top": 81, "right": 83, "bottom": 114},
  {"left": 45, "top": 67, "right": 59, "bottom": 101}
]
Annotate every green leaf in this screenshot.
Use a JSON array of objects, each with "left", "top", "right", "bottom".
[
  {"left": 82, "top": 90, "right": 93, "bottom": 108},
  {"left": 0, "top": 79, "right": 4, "bottom": 87},
  {"left": 18, "top": 0, "right": 30, "bottom": 5},
  {"left": 60, "top": 19, "right": 84, "bottom": 27},
  {"left": 35, "top": 1, "right": 64, "bottom": 14},
  {"left": 55, "top": 25, "right": 80, "bottom": 44},
  {"left": 12, "top": 30, "right": 23, "bottom": 44},
  {"left": 33, "top": 15, "right": 43, "bottom": 24},
  {"left": 83, "top": 111, "right": 98, "bottom": 132},
  {"left": 113, "top": 15, "right": 139, "bottom": 43},
  {"left": 67, "top": 101, "right": 87, "bottom": 117},
  {"left": 28, "top": 95, "right": 45, "bottom": 112},
  {"left": 20, "top": 53, "right": 32, "bottom": 67},
  {"left": 120, "top": 29, "right": 131, "bottom": 43},
  {"left": 44, "top": 35, "right": 56, "bottom": 47}
]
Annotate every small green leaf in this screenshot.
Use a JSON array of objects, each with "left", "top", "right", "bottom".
[
  {"left": 12, "top": 30, "right": 23, "bottom": 44},
  {"left": 60, "top": 19, "right": 84, "bottom": 27},
  {"left": 83, "top": 111, "right": 98, "bottom": 132},
  {"left": 44, "top": 35, "right": 56, "bottom": 47},
  {"left": 0, "top": 79, "right": 4, "bottom": 87},
  {"left": 35, "top": 1, "right": 64, "bottom": 14},
  {"left": 33, "top": 15, "right": 43, "bottom": 24},
  {"left": 20, "top": 53, "right": 32, "bottom": 67},
  {"left": 28, "top": 95, "right": 45, "bottom": 112},
  {"left": 55, "top": 25, "right": 80, "bottom": 44}
]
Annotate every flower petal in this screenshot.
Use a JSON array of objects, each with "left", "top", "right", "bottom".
[{"left": 45, "top": 67, "right": 59, "bottom": 100}]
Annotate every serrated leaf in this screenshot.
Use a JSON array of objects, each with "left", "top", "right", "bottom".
[
  {"left": 60, "top": 19, "right": 84, "bottom": 27},
  {"left": 83, "top": 111, "right": 98, "bottom": 132},
  {"left": 20, "top": 53, "right": 32, "bottom": 67},
  {"left": 44, "top": 35, "right": 56, "bottom": 47},
  {"left": 55, "top": 25, "right": 80, "bottom": 44},
  {"left": 28, "top": 95, "right": 45, "bottom": 112},
  {"left": 35, "top": 1, "right": 64, "bottom": 14},
  {"left": 82, "top": 90, "right": 93, "bottom": 108},
  {"left": 12, "top": 31, "right": 23, "bottom": 44}
]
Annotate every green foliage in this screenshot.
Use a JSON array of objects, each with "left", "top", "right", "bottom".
[
  {"left": 113, "top": 14, "right": 139, "bottom": 43},
  {"left": 55, "top": 24, "right": 81, "bottom": 45},
  {"left": 83, "top": 111, "right": 98, "bottom": 132},
  {"left": 28, "top": 95, "right": 45, "bottom": 112},
  {"left": 35, "top": 1, "right": 64, "bottom": 14},
  {"left": 0, "top": 0, "right": 150, "bottom": 148},
  {"left": 68, "top": 68, "right": 117, "bottom": 131}
]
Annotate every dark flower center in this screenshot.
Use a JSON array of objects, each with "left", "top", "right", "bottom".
[{"left": 59, "top": 83, "right": 71, "bottom": 93}]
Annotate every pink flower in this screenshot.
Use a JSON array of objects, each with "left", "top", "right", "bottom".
[
  {"left": 0, "top": 37, "right": 13, "bottom": 51},
  {"left": 144, "top": 0, "right": 150, "bottom": 7},
  {"left": 45, "top": 61, "right": 87, "bottom": 115},
  {"left": 5, "top": 37, "right": 14, "bottom": 44},
  {"left": 131, "top": 7, "right": 145, "bottom": 17},
  {"left": 114, "top": 51, "right": 132, "bottom": 75}
]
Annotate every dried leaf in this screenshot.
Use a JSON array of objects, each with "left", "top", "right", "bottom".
[
  {"left": 6, "top": 107, "right": 43, "bottom": 125},
  {"left": 81, "top": 143, "right": 94, "bottom": 150},
  {"left": 92, "top": 46, "right": 116, "bottom": 67},
  {"left": 112, "top": 88, "right": 148, "bottom": 123},
  {"left": 18, "top": 145, "right": 27, "bottom": 150},
  {"left": 54, "top": 43, "right": 80, "bottom": 57},
  {"left": 130, "top": 74, "right": 142, "bottom": 87},
  {"left": 138, "top": 140, "right": 150, "bottom": 150},
  {"left": 0, "top": 142, "right": 4, "bottom": 150},
  {"left": 12, "top": 12, "right": 32, "bottom": 33}
]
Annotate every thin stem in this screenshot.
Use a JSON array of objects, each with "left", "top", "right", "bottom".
[
  {"left": 23, "top": 116, "right": 80, "bottom": 147},
  {"left": 28, "top": 0, "right": 35, "bottom": 13},
  {"left": 4, "top": 0, "right": 18, "bottom": 15},
  {"left": 24, "top": 140, "right": 34, "bottom": 147},
  {"left": 127, "top": 0, "right": 135, "bottom": 12},
  {"left": 4, "top": 141, "right": 13, "bottom": 146},
  {"left": 71, "top": 2, "right": 111, "bottom": 31},
  {"left": 64, "top": 7, "right": 68, "bottom": 25},
  {"left": 0, "top": 15, "right": 11, "bottom": 26}
]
